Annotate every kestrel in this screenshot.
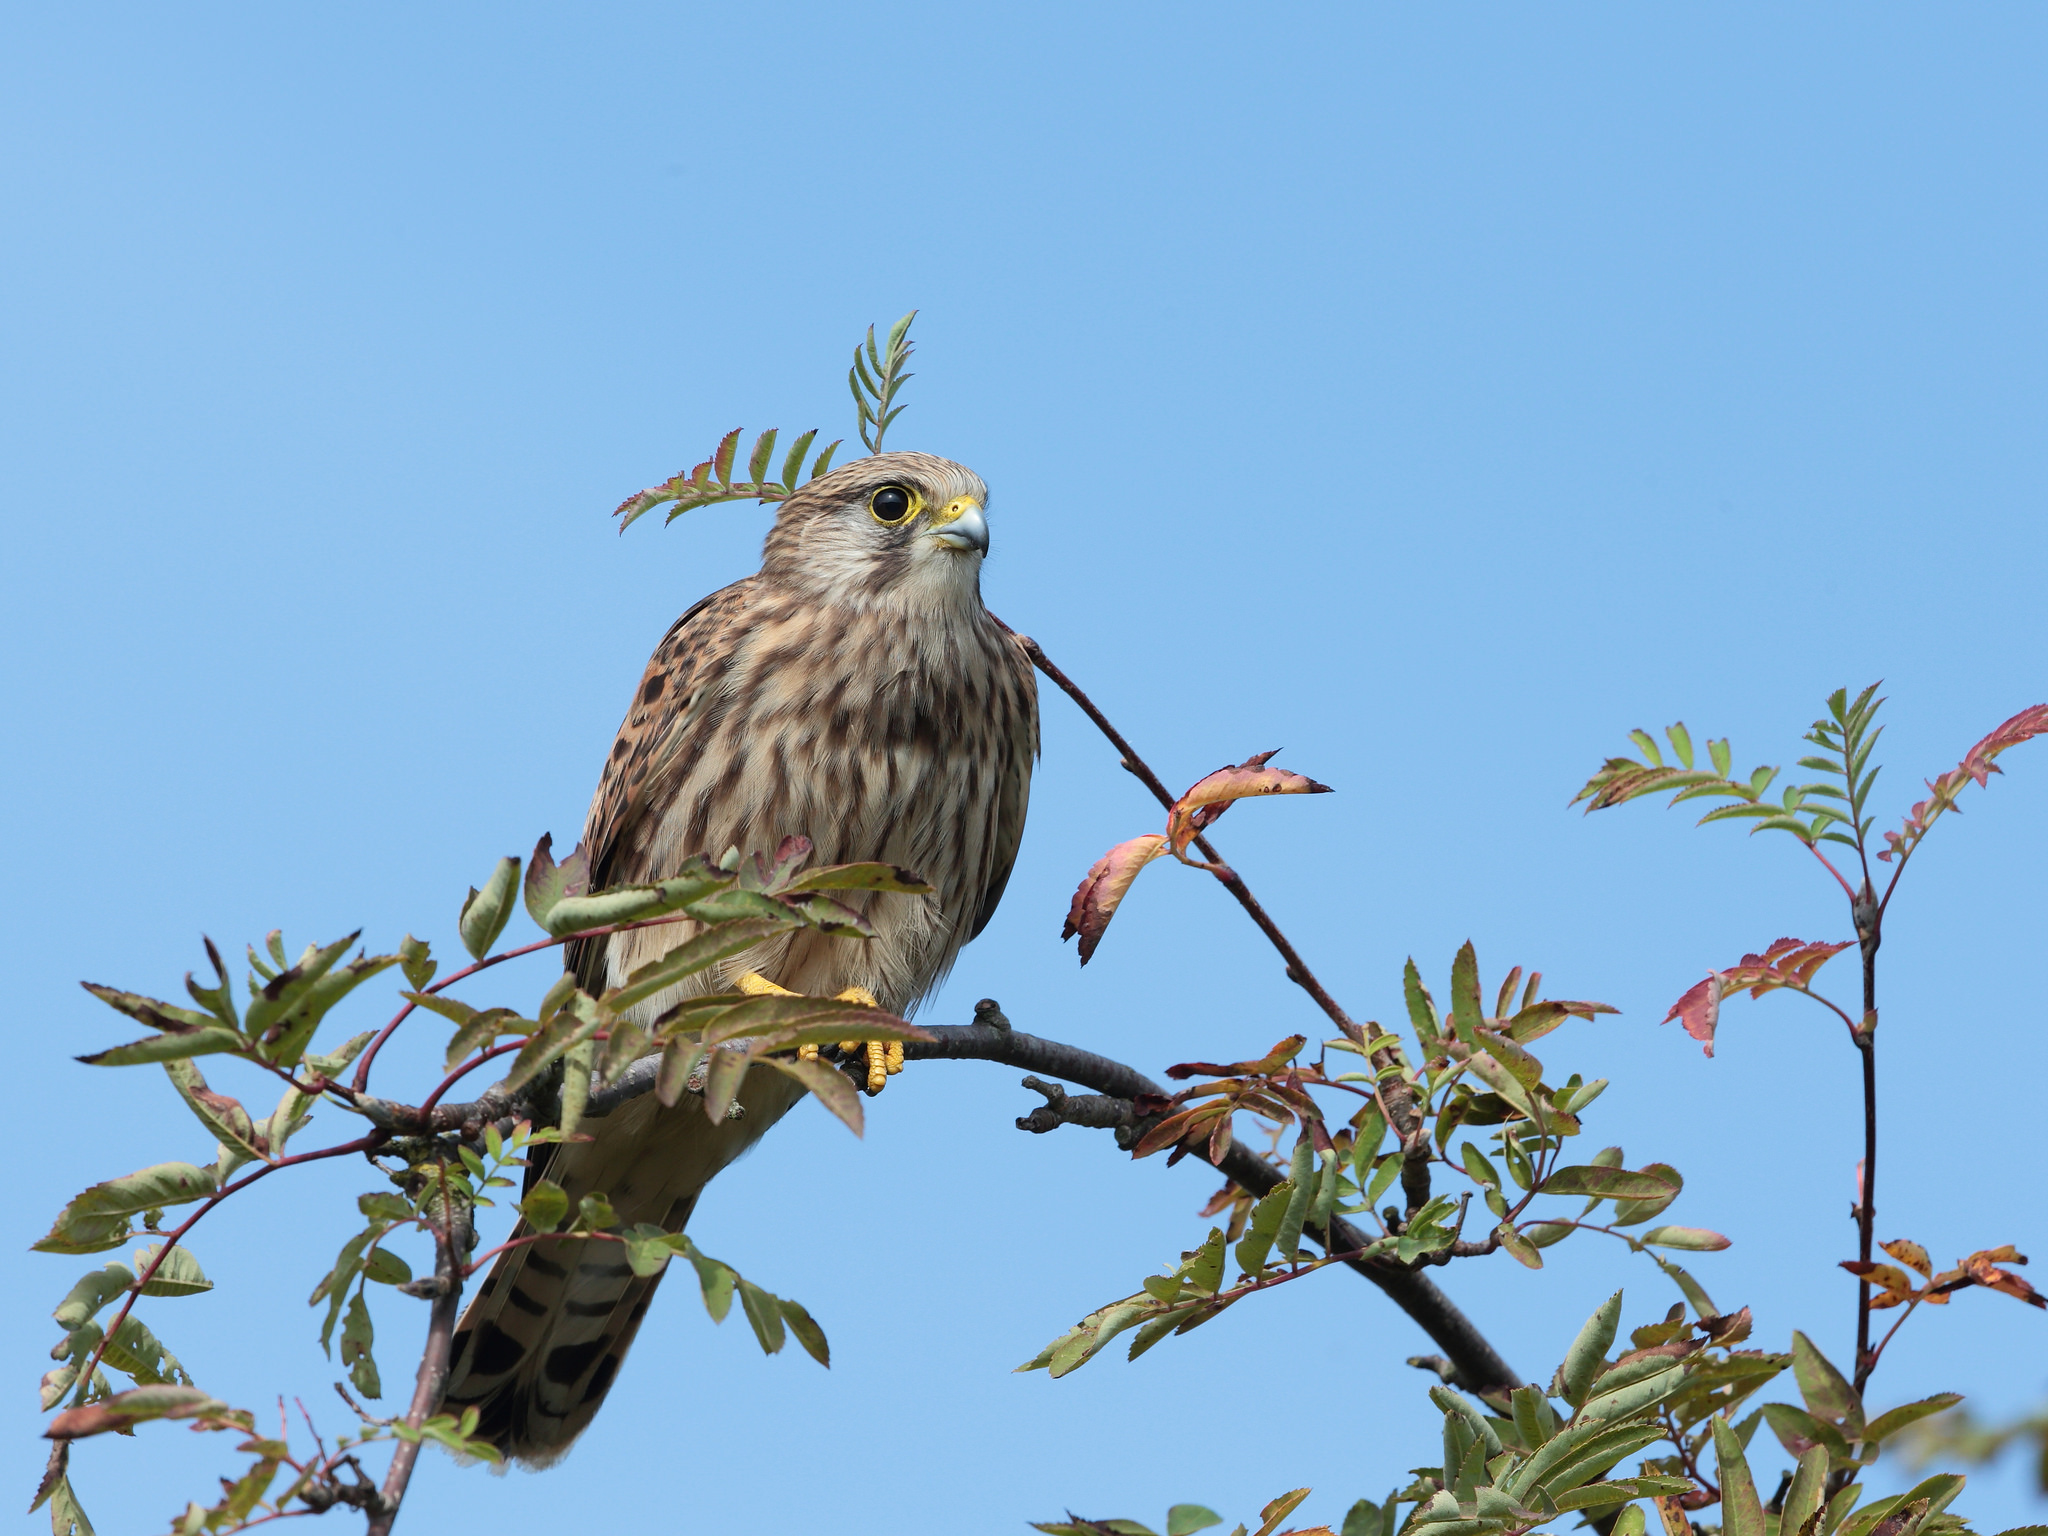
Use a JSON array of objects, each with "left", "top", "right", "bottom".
[{"left": 441, "top": 451, "right": 1038, "bottom": 1465}]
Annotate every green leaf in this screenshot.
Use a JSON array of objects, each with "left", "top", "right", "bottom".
[
  {"left": 1610, "top": 1163, "right": 1683, "bottom": 1225},
  {"left": 577, "top": 1192, "right": 617, "bottom": 1230},
  {"left": 783, "top": 861, "right": 935, "bottom": 894},
  {"left": 604, "top": 919, "right": 793, "bottom": 1012},
  {"left": 1540, "top": 1166, "right": 1678, "bottom": 1201},
  {"left": 1460, "top": 1143, "right": 1502, "bottom": 1190},
  {"left": 36, "top": 1164, "right": 218, "bottom": 1254},
  {"left": 53, "top": 1264, "right": 136, "bottom": 1333},
  {"left": 759, "top": 1054, "right": 865, "bottom": 1137},
  {"left": 398, "top": 933, "right": 436, "bottom": 992},
  {"left": 560, "top": 1032, "right": 596, "bottom": 1141},
  {"left": 502, "top": 1009, "right": 601, "bottom": 1097},
  {"left": 738, "top": 1278, "right": 787, "bottom": 1354},
  {"left": 1652, "top": 1256, "right": 1720, "bottom": 1321},
  {"left": 522, "top": 834, "right": 589, "bottom": 930},
  {"left": 1364, "top": 1152, "right": 1402, "bottom": 1211},
  {"left": 1234, "top": 1180, "right": 1293, "bottom": 1279},
  {"left": 1638, "top": 1226, "right": 1730, "bottom": 1251},
  {"left": 131, "top": 1244, "right": 212, "bottom": 1297},
  {"left": 361, "top": 1248, "right": 412, "bottom": 1285},
  {"left": 161, "top": 1059, "right": 267, "bottom": 1167},
  {"left": 777, "top": 1296, "right": 830, "bottom": 1366},
  {"left": 1449, "top": 942, "right": 1486, "bottom": 1044},
  {"left": 810, "top": 439, "right": 841, "bottom": 479},
  {"left": 620, "top": 1224, "right": 673, "bottom": 1278},
  {"left": 1863, "top": 1393, "right": 1963, "bottom": 1443},
  {"left": 1577, "top": 1363, "right": 1691, "bottom": 1424},
  {"left": 1404, "top": 958, "right": 1444, "bottom": 1050},
  {"left": 1511, "top": 1385, "right": 1557, "bottom": 1449},
  {"left": 1763, "top": 1402, "right": 1853, "bottom": 1460},
  {"left": 311, "top": 1227, "right": 378, "bottom": 1352},
  {"left": 439, "top": 1004, "right": 522, "bottom": 1072},
  {"left": 1712, "top": 1416, "right": 1765, "bottom": 1536},
  {"left": 1556, "top": 1290, "right": 1623, "bottom": 1406},
  {"left": 747, "top": 427, "right": 776, "bottom": 486},
  {"left": 1496, "top": 1221, "right": 1542, "bottom": 1269},
  {"left": 1791, "top": 1331, "right": 1865, "bottom": 1436},
  {"left": 1277, "top": 1142, "right": 1314, "bottom": 1261},
  {"left": 779, "top": 429, "right": 817, "bottom": 491},
  {"left": 459, "top": 856, "right": 522, "bottom": 960},
  {"left": 341, "top": 1290, "right": 380, "bottom": 1398},
  {"left": 246, "top": 939, "right": 399, "bottom": 1070},
  {"left": 1341, "top": 1502, "right": 1382, "bottom": 1536},
  {"left": 1781, "top": 1445, "right": 1830, "bottom": 1536},
  {"left": 539, "top": 863, "right": 732, "bottom": 936},
  {"left": 78, "top": 1025, "right": 246, "bottom": 1068},
  {"left": 684, "top": 1244, "right": 737, "bottom": 1322},
  {"left": 78, "top": 982, "right": 220, "bottom": 1036}
]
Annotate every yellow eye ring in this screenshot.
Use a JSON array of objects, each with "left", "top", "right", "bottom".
[{"left": 869, "top": 484, "right": 923, "bottom": 525}]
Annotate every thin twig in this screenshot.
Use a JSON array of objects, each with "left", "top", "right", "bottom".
[
  {"left": 1007, "top": 631, "right": 1362, "bottom": 1036},
  {"left": 62, "top": 1132, "right": 389, "bottom": 1415},
  {"left": 349, "top": 908, "right": 708, "bottom": 1094}
]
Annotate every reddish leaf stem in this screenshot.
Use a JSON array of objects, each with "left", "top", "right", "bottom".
[
  {"left": 462, "top": 1227, "right": 623, "bottom": 1279},
  {"left": 416, "top": 1039, "right": 530, "bottom": 1116},
  {"left": 349, "top": 909, "right": 703, "bottom": 1094},
  {"left": 59, "top": 1131, "right": 390, "bottom": 1430},
  {"left": 1807, "top": 842, "right": 1857, "bottom": 901}
]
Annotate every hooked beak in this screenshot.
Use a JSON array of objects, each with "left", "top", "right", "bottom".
[{"left": 928, "top": 498, "right": 989, "bottom": 554}]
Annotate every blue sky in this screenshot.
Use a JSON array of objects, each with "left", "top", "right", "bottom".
[{"left": 4, "top": 5, "right": 2045, "bottom": 1533}]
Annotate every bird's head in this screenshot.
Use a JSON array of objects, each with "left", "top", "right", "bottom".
[{"left": 761, "top": 450, "right": 991, "bottom": 612}]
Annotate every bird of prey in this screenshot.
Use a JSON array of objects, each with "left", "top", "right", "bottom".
[{"left": 441, "top": 450, "right": 1038, "bottom": 1466}]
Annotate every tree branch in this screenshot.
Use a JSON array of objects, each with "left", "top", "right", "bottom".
[
  {"left": 367, "top": 1173, "right": 470, "bottom": 1536},
  {"left": 416, "top": 1002, "right": 1519, "bottom": 1393}
]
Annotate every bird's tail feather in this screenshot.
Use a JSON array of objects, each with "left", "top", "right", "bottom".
[
  {"left": 441, "top": 1072, "right": 804, "bottom": 1466},
  {"left": 443, "top": 1196, "right": 689, "bottom": 1467}
]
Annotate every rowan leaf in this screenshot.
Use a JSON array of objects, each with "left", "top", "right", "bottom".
[
  {"left": 1166, "top": 754, "right": 1332, "bottom": 854},
  {"left": 1062, "top": 834, "right": 1170, "bottom": 964},
  {"left": 36, "top": 1164, "right": 219, "bottom": 1254}
]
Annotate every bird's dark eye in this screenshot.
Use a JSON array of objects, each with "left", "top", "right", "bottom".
[{"left": 869, "top": 485, "right": 915, "bottom": 524}]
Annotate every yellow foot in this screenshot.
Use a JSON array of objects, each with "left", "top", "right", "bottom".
[{"left": 737, "top": 974, "right": 903, "bottom": 1092}]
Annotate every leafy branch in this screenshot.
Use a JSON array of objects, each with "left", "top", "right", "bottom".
[
  {"left": 612, "top": 425, "right": 842, "bottom": 531},
  {"left": 850, "top": 309, "right": 916, "bottom": 453}
]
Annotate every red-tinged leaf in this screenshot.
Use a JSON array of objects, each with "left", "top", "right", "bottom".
[
  {"left": 1166, "top": 753, "right": 1332, "bottom": 853},
  {"left": 1880, "top": 703, "right": 2048, "bottom": 863},
  {"left": 1207, "top": 1109, "right": 1233, "bottom": 1164},
  {"left": 1164, "top": 1035, "right": 1308, "bottom": 1081},
  {"left": 46, "top": 1385, "right": 230, "bottom": 1439},
  {"left": 1252, "top": 1489, "right": 1313, "bottom": 1536},
  {"left": 1665, "top": 939, "right": 1853, "bottom": 1057},
  {"left": 1664, "top": 974, "right": 1722, "bottom": 1057},
  {"left": 1133, "top": 1106, "right": 1208, "bottom": 1158},
  {"left": 1061, "top": 834, "right": 1169, "bottom": 965},
  {"left": 1962, "top": 1253, "right": 2044, "bottom": 1308},
  {"left": 711, "top": 427, "right": 741, "bottom": 485}
]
